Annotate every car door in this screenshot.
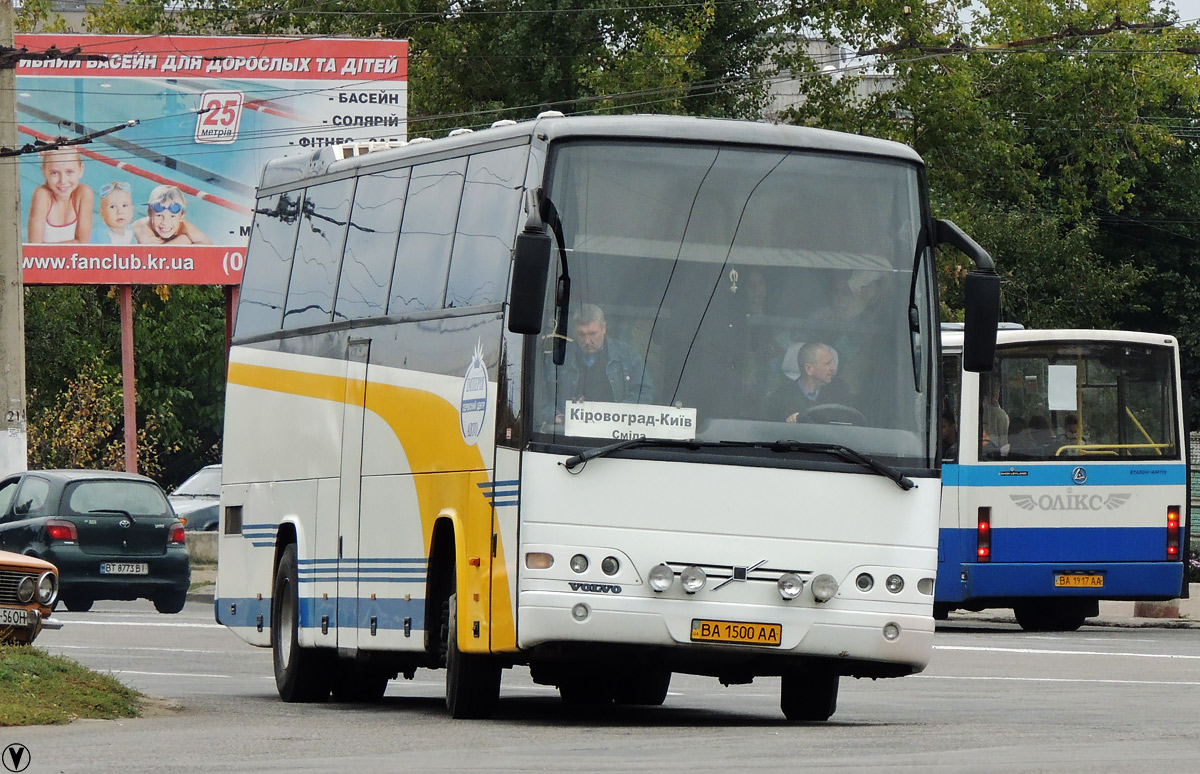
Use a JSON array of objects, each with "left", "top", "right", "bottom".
[{"left": 0, "top": 477, "right": 20, "bottom": 551}]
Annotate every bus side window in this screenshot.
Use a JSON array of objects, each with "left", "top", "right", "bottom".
[
  {"left": 446, "top": 146, "right": 529, "bottom": 308},
  {"left": 283, "top": 178, "right": 356, "bottom": 329},
  {"left": 236, "top": 192, "right": 302, "bottom": 337},
  {"left": 389, "top": 157, "right": 466, "bottom": 314},
  {"left": 335, "top": 167, "right": 410, "bottom": 322}
]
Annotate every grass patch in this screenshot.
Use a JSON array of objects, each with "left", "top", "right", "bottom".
[{"left": 0, "top": 646, "right": 142, "bottom": 726}]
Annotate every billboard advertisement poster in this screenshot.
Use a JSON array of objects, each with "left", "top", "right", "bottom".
[{"left": 16, "top": 34, "right": 408, "bottom": 286}]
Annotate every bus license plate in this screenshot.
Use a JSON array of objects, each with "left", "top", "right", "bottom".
[
  {"left": 1054, "top": 573, "right": 1103, "bottom": 588},
  {"left": 0, "top": 607, "right": 29, "bottom": 627},
  {"left": 691, "top": 619, "right": 782, "bottom": 646},
  {"left": 100, "top": 562, "right": 149, "bottom": 575}
]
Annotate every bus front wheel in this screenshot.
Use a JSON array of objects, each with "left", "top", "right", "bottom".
[
  {"left": 445, "top": 592, "right": 501, "bottom": 718},
  {"left": 272, "top": 544, "right": 333, "bottom": 702},
  {"left": 780, "top": 672, "right": 839, "bottom": 722}
]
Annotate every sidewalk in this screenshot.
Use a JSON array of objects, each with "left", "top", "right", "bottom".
[{"left": 950, "top": 583, "right": 1200, "bottom": 629}]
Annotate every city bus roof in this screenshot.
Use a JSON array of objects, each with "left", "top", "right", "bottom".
[{"left": 257, "top": 113, "right": 924, "bottom": 192}]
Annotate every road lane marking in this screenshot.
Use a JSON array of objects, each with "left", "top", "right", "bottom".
[
  {"left": 56, "top": 619, "right": 223, "bottom": 629},
  {"left": 920, "top": 675, "right": 1200, "bottom": 686},
  {"left": 109, "top": 670, "right": 233, "bottom": 679},
  {"left": 52, "top": 644, "right": 228, "bottom": 654},
  {"left": 935, "top": 644, "right": 1200, "bottom": 659}
]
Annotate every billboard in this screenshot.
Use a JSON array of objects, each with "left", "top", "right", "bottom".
[{"left": 16, "top": 34, "right": 408, "bottom": 285}]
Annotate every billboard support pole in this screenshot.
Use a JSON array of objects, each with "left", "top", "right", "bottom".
[
  {"left": 0, "top": 0, "right": 29, "bottom": 478},
  {"left": 120, "top": 284, "right": 138, "bottom": 474}
]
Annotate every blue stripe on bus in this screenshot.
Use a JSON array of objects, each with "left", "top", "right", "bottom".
[
  {"left": 940, "top": 525, "right": 1169, "bottom": 564},
  {"left": 943, "top": 463, "right": 1186, "bottom": 487},
  {"left": 216, "top": 595, "right": 430, "bottom": 633},
  {"left": 945, "top": 460, "right": 1190, "bottom": 487}
]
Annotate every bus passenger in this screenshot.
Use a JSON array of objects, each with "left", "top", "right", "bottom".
[{"left": 554, "top": 303, "right": 655, "bottom": 421}]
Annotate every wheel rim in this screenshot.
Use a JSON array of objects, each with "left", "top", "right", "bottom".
[{"left": 278, "top": 577, "right": 294, "bottom": 666}]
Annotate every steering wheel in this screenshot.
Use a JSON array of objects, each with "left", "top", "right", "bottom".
[{"left": 798, "top": 403, "right": 867, "bottom": 425}]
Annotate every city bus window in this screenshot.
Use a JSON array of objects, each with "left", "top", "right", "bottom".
[
  {"left": 335, "top": 167, "right": 409, "bottom": 321},
  {"left": 236, "top": 192, "right": 302, "bottom": 337},
  {"left": 446, "top": 146, "right": 528, "bottom": 308},
  {"left": 389, "top": 157, "right": 467, "bottom": 314},
  {"left": 283, "top": 178, "right": 355, "bottom": 329}
]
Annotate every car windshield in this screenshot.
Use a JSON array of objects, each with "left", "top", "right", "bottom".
[
  {"left": 530, "top": 140, "right": 934, "bottom": 467},
  {"left": 66, "top": 480, "right": 172, "bottom": 517},
  {"left": 172, "top": 467, "right": 221, "bottom": 497}
]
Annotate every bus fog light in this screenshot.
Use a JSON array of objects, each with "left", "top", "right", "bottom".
[
  {"left": 571, "top": 603, "right": 590, "bottom": 621},
  {"left": 601, "top": 556, "right": 620, "bottom": 576},
  {"left": 525, "top": 552, "right": 553, "bottom": 570},
  {"left": 570, "top": 554, "right": 589, "bottom": 573},
  {"left": 680, "top": 565, "right": 707, "bottom": 594},
  {"left": 811, "top": 573, "right": 839, "bottom": 602},
  {"left": 778, "top": 573, "right": 805, "bottom": 600},
  {"left": 883, "top": 622, "right": 901, "bottom": 641},
  {"left": 885, "top": 574, "right": 904, "bottom": 594},
  {"left": 917, "top": 577, "right": 935, "bottom": 596},
  {"left": 648, "top": 563, "right": 674, "bottom": 592},
  {"left": 855, "top": 572, "right": 874, "bottom": 592}
]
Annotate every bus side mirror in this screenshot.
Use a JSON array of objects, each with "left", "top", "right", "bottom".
[
  {"left": 508, "top": 228, "right": 552, "bottom": 335},
  {"left": 962, "top": 270, "right": 1000, "bottom": 373}
]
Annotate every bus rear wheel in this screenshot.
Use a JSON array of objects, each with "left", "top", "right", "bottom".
[
  {"left": 780, "top": 672, "right": 839, "bottom": 722},
  {"left": 612, "top": 669, "right": 671, "bottom": 706},
  {"left": 273, "top": 544, "right": 333, "bottom": 702},
  {"left": 445, "top": 593, "right": 501, "bottom": 718}
]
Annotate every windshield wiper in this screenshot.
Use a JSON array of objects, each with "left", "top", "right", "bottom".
[
  {"left": 766, "top": 440, "right": 915, "bottom": 490},
  {"left": 562, "top": 437, "right": 914, "bottom": 490},
  {"left": 562, "top": 437, "right": 717, "bottom": 470}
]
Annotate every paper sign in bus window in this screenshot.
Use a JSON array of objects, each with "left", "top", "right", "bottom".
[{"left": 1047, "top": 364, "right": 1078, "bottom": 411}]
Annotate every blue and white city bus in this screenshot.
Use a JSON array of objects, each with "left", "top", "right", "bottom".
[
  {"left": 216, "top": 114, "right": 1000, "bottom": 721},
  {"left": 938, "top": 327, "right": 1187, "bottom": 630}
]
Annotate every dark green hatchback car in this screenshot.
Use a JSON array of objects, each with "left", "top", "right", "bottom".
[{"left": 0, "top": 470, "right": 190, "bottom": 613}]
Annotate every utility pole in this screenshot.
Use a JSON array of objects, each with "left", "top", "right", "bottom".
[{"left": 0, "top": 0, "right": 27, "bottom": 478}]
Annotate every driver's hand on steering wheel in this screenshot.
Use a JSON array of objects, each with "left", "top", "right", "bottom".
[{"left": 785, "top": 412, "right": 800, "bottom": 423}]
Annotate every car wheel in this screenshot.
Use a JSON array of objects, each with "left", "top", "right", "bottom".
[
  {"left": 272, "top": 544, "right": 333, "bottom": 702},
  {"left": 153, "top": 589, "right": 187, "bottom": 614},
  {"left": 60, "top": 594, "right": 94, "bottom": 613}
]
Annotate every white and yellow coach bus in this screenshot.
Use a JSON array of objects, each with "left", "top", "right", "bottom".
[{"left": 217, "top": 113, "right": 1000, "bottom": 720}]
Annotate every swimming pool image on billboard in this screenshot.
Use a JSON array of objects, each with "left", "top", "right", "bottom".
[{"left": 16, "top": 75, "right": 312, "bottom": 246}]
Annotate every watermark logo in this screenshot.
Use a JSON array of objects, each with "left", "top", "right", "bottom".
[{"left": 3, "top": 743, "right": 31, "bottom": 773}]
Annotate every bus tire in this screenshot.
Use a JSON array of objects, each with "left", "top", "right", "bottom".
[
  {"left": 445, "top": 592, "right": 501, "bottom": 718},
  {"left": 613, "top": 669, "right": 671, "bottom": 706},
  {"left": 780, "top": 672, "right": 839, "bottom": 722},
  {"left": 273, "top": 544, "right": 332, "bottom": 702},
  {"left": 1014, "top": 601, "right": 1087, "bottom": 632}
]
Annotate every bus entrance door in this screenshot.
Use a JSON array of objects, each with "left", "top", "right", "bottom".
[{"left": 337, "top": 340, "right": 370, "bottom": 651}]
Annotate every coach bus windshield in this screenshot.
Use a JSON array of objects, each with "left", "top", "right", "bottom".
[
  {"left": 530, "top": 140, "right": 935, "bottom": 467},
  {"left": 979, "top": 341, "right": 1180, "bottom": 462}
]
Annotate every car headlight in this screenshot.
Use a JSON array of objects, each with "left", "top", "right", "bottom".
[
  {"left": 16, "top": 576, "right": 35, "bottom": 604},
  {"left": 37, "top": 572, "right": 58, "bottom": 606}
]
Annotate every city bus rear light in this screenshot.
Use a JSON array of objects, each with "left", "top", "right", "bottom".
[
  {"left": 1167, "top": 506, "right": 1181, "bottom": 560},
  {"left": 976, "top": 507, "right": 991, "bottom": 563}
]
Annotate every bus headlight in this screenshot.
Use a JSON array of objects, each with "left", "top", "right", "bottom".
[
  {"left": 778, "top": 573, "right": 804, "bottom": 600},
  {"left": 917, "top": 577, "right": 935, "bottom": 596},
  {"left": 680, "top": 565, "right": 707, "bottom": 594},
  {"left": 810, "top": 573, "right": 839, "bottom": 603},
  {"left": 648, "top": 563, "right": 674, "bottom": 592},
  {"left": 569, "top": 554, "right": 588, "bottom": 573},
  {"left": 885, "top": 574, "right": 904, "bottom": 594}
]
